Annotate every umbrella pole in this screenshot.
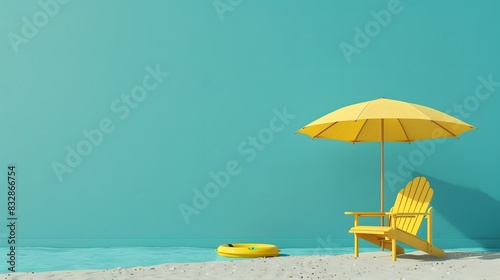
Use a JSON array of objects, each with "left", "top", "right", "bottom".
[
  {"left": 380, "top": 120, "right": 385, "bottom": 251},
  {"left": 381, "top": 120, "right": 385, "bottom": 226}
]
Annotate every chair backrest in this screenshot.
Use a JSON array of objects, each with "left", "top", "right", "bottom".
[{"left": 389, "top": 176, "right": 433, "bottom": 235}]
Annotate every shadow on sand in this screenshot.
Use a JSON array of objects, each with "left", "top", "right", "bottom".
[{"left": 397, "top": 251, "right": 500, "bottom": 261}]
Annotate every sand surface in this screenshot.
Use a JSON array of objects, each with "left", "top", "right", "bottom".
[{"left": 2, "top": 251, "right": 499, "bottom": 279}]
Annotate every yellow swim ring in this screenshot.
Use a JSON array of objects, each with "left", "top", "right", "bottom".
[{"left": 216, "top": 243, "right": 280, "bottom": 258}]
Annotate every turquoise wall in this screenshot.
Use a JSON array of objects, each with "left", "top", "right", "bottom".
[{"left": 1, "top": 0, "right": 499, "bottom": 249}]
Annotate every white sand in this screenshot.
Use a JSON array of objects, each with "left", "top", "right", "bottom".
[{"left": 2, "top": 251, "right": 499, "bottom": 279}]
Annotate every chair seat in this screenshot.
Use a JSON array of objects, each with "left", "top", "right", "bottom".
[{"left": 349, "top": 226, "right": 392, "bottom": 235}]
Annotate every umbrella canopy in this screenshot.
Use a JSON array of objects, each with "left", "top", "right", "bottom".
[{"left": 296, "top": 97, "right": 476, "bottom": 212}]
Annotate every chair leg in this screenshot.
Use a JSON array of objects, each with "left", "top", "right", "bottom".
[
  {"left": 354, "top": 233, "right": 359, "bottom": 257},
  {"left": 391, "top": 239, "right": 397, "bottom": 262}
]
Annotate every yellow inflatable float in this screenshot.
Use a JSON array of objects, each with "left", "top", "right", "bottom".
[{"left": 216, "top": 243, "right": 280, "bottom": 258}]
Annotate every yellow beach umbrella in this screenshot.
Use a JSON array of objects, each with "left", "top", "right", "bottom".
[{"left": 296, "top": 97, "right": 476, "bottom": 212}]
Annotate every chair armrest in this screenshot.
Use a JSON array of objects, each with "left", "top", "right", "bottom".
[
  {"left": 390, "top": 212, "right": 427, "bottom": 218},
  {"left": 345, "top": 212, "right": 390, "bottom": 227},
  {"left": 344, "top": 212, "right": 389, "bottom": 217}
]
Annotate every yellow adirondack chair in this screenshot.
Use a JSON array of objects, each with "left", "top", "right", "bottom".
[{"left": 345, "top": 176, "right": 445, "bottom": 261}]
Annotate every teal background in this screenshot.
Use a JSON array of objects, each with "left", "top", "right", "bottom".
[{"left": 1, "top": 0, "right": 499, "bottom": 249}]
